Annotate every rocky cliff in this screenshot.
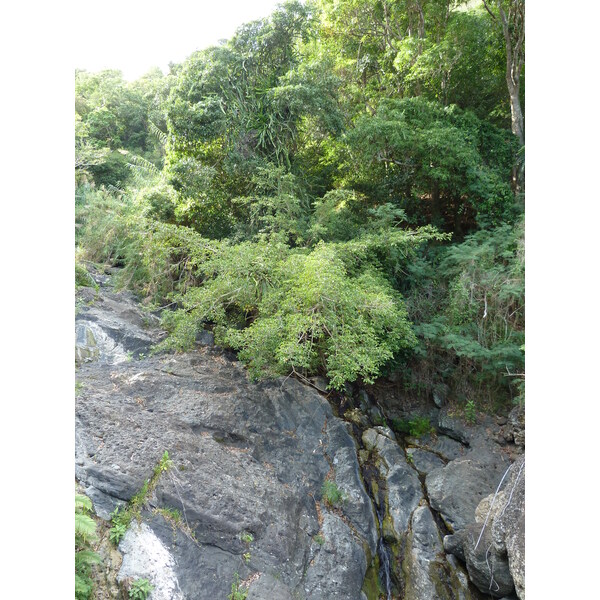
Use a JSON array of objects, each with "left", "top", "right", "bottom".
[{"left": 75, "top": 273, "right": 524, "bottom": 599}]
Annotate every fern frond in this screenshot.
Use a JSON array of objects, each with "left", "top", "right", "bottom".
[
  {"left": 149, "top": 121, "right": 168, "bottom": 147},
  {"left": 75, "top": 572, "right": 96, "bottom": 600},
  {"left": 76, "top": 549, "right": 102, "bottom": 568},
  {"left": 127, "top": 153, "right": 161, "bottom": 176},
  {"left": 75, "top": 494, "right": 93, "bottom": 512},
  {"left": 75, "top": 513, "right": 98, "bottom": 542}
]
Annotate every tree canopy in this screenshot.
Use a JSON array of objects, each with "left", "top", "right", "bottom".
[{"left": 76, "top": 0, "right": 525, "bottom": 404}]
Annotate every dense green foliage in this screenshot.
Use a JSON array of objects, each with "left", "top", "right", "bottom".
[{"left": 76, "top": 0, "right": 524, "bottom": 406}]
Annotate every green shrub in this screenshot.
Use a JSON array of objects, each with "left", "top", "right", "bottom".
[
  {"left": 75, "top": 262, "right": 97, "bottom": 288},
  {"left": 129, "top": 578, "right": 154, "bottom": 600},
  {"left": 390, "top": 416, "right": 433, "bottom": 438},
  {"left": 404, "top": 220, "right": 525, "bottom": 405},
  {"left": 159, "top": 238, "right": 422, "bottom": 390},
  {"left": 321, "top": 480, "right": 345, "bottom": 507},
  {"left": 464, "top": 399, "right": 477, "bottom": 423}
]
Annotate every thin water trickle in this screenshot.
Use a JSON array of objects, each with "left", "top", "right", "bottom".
[{"left": 375, "top": 504, "right": 393, "bottom": 600}]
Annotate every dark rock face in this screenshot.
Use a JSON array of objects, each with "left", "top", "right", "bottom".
[
  {"left": 443, "top": 456, "right": 525, "bottom": 599},
  {"left": 424, "top": 407, "right": 513, "bottom": 534},
  {"left": 444, "top": 524, "right": 515, "bottom": 598},
  {"left": 507, "top": 405, "right": 525, "bottom": 449},
  {"left": 76, "top": 286, "right": 377, "bottom": 599},
  {"left": 75, "top": 285, "right": 163, "bottom": 365},
  {"left": 426, "top": 457, "right": 509, "bottom": 532},
  {"left": 76, "top": 282, "right": 524, "bottom": 600}
]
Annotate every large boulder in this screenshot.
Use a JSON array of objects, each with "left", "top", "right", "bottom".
[
  {"left": 425, "top": 407, "right": 512, "bottom": 533},
  {"left": 402, "top": 504, "right": 484, "bottom": 600},
  {"left": 443, "top": 456, "right": 525, "bottom": 599}
]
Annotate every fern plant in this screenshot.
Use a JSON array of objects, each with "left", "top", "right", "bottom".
[
  {"left": 129, "top": 578, "right": 154, "bottom": 600},
  {"left": 75, "top": 494, "right": 102, "bottom": 600}
]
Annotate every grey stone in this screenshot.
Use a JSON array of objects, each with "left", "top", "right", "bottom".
[
  {"left": 75, "top": 286, "right": 164, "bottom": 363},
  {"left": 508, "top": 405, "right": 525, "bottom": 448},
  {"left": 437, "top": 407, "right": 472, "bottom": 445},
  {"left": 491, "top": 457, "right": 525, "bottom": 599},
  {"left": 443, "top": 457, "right": 525, "bottom": 599},
  {"left": 406, "top": 433, "right": 467, "bottom": 461},
  {"left": 361, "top": 428, "right": 423, "bottom": 538},
  {"left": 404, "top": 507, "right": 483, "bottom": 600},
  {"left": 302, "top": 511, "right": 367, "bottom": 600},
  {"left": 76, "top": 291, "right": 378, "bottom": 598},
  {"left": 444, "top": 523, "right": 514, "bottom": 598},
  {"left": 426, "top": 455, "right": 510, "bottom": 532},
  {"left": 117, "top": 522, "right": 185, "bottom": 600},
  {"left": 403, "top": 505, "right": 445, "bottom": 600},
  {"left": 247, "top": 573, "right": 294, "bottom": 600},
  {"left": 408, "top": 448, "right": 445, "bottom": 475},
  {"left": 195, "top": 329, "right": 215, "bottom": 346}
]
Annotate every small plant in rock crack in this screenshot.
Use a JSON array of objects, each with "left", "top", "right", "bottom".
[
  {"left": 390, "top": 416, "right": 433, "bottom": 438},
  {"left": 128, "top": 578, "right": 154, "bottom": 600},
  {"left": 109, "top": 506, "right": 130, "bottom": 545},
  {"left": 155, "top": 506, "right": 181, "bottom": 524},
  {"left": 228, "top": 573, "right": 248, "bottom": 600},
  {"left": 242, "top": 551, "right": 251, "bottom": 563},
  {"left": 109, "top": 451, "right": 173, "bottom": 546},
  {"left": 240, "top": 531, "right": 254, "bottom": 544},
  {"left": 313, "top": 533, "right": 325, "bottom": 545},
  {"left": 465, "top": 399, "right": 477, "bottom": 424},
  {"left": 321, "top": 480, "right": 346, "bottom": 507}
]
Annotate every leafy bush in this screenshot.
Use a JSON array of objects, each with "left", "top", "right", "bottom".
[
  {"left": 159, "top": 237, "right": 421, "bottom": 389},
  {"left": 75, "top": 185, "right": 136, "bottom": 266},
  {"left": 404, "top": 220, "right": 525, "bottom": 405},
  {"left": 75, "top": 262, "right": 97, "bottom": 288},
  {"left": 344, "top": 97, "right": 517, "bottom": 229},
  {"left": 390, "top": 416, "right": 433, "bottom": 438},
  {"left": 129, "top": 579, "right": 154, "bottom": 600}
]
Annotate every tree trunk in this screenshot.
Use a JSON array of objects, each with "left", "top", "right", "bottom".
[
  {"left": 431, "top": 182, "right": 443, "bottom": 227},
  {"left": 483, "top": 1, "right": 525, "bottom": 146},
  {"left": 508, "top": 85, "right": 524, "bottom": 147},
  {"left": 499, "top": 1, "right": 525, "bottom": 146}
]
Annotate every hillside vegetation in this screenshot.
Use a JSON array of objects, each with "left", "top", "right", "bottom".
[{"left": 76, "top": 0, "right": 524, "bottom": 409}]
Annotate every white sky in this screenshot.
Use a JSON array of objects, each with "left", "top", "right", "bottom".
[{"left": 74, "top": 0, "right": 289, "bottom": 80}]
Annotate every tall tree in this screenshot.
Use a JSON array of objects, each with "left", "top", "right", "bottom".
[{"left": 482, "top": 0, "right": 525, "bottom": 145}]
